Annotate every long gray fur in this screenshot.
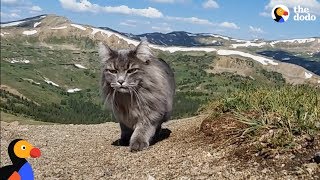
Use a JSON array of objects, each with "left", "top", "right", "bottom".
[{"left": 99, "top": 41, "right": 175, "bottom": 151}]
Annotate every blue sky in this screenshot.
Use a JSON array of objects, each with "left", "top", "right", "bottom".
[{"left": 1, "top": 0, "right": 320, "bottom": 40}]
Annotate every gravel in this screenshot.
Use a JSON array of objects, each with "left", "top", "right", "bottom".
[{"left": 1, "top": 117, "right": 318, "bottom": 179}]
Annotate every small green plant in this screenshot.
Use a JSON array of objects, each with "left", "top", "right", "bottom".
[{"left": 205, "top": 84, "right": 320, "bottom": 149}]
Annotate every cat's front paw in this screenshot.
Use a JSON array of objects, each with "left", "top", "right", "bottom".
[{"left": 129, "top": 137, "right": 149, "bottom": 152}]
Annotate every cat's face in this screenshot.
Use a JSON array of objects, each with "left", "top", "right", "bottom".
[{"left": 102, "top": 50, "right": 144, "bottom": 93}]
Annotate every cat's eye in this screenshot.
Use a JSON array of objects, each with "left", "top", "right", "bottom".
[
  {"left": 127, "top": 68, "right": 139, "bottom": 74},
  {"left": 106, "top": 69, "right": 117, "bottom": 74}
]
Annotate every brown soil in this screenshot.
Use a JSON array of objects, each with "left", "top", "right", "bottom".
[
  {"left": 1, "top": 116, "right": 319, "bottom": 179},
  {"left": 200, "top": 114, "right": 320, "bottom": 179}
]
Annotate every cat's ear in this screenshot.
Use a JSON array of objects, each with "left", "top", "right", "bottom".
[
  {"left": 134, "top": 40, "right": 154, "bottom": 64},
  {"left": 98, "top": 42, "right": 116, "bottom": 62}
]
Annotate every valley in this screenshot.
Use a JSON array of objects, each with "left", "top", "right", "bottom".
[
  {"left": 1, "top": 14, "right": 320, "bottom": 124},
  {"left": 1, "top": 14, "right": 319, "bottom": 179}
]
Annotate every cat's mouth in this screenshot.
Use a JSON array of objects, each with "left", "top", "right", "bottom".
[{"left": 117, "top": 86, "right": 129, "bottom": 93}]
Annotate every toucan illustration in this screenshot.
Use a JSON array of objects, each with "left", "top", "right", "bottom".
[
  {"left": 0, "top": 139, "right": 41, "bottom": 180},
  {"left": 274, "top": 7, "right": 288, "bottom": 23}
]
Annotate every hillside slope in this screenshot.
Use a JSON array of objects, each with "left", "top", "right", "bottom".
[
  {"left": 1, "top": 14, "right": 320, "bottom": 124},
  {"left": 1, "top": 117, "right": 318, "bottom": 179}
]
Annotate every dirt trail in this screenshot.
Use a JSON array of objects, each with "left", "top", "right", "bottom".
[{"left": 0, "top": 117, "right": 317, "bottom": 179}]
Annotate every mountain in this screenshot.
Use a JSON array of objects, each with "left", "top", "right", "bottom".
[
  {"left": 1, "top": 15, "right": 319, "bottom": 179},
  {"left": 1, "top": 14, "right": 320, "bottom": 124}
]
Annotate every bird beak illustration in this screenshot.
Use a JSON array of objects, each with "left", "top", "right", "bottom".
[
  {"left": 283, "top": 11, "right": 288, "bottom": 16},
  {"left": 30, "top": 147, "right": 41, "bottom": 158}
]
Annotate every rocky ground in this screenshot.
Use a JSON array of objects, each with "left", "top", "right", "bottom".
[{"left": 1, "top": 116, "right": 319, "bottom": 179}]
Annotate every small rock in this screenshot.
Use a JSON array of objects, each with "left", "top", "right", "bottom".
[
  {"left": 147, "top": 174, "right": 155, "bottom": 180},
  {"left": 10, "top": 121, "right": 19, "bottom": 126},
  {"left": 206, "top": 152, "right": 212, "bottom": 157},
  {"left": 261, "top": 168, "right": 268, "bottom": 174},
  {"left": 313, "top": 152, "right": 320, "bottom": 164},
  {"left": 303, "top": 163, "right": 318, "bottom": 174}
]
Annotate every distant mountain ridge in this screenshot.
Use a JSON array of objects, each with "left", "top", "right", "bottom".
[
  {"left": 1, "top": 14, "right": 320, "bottom": 85},
  {"left": 1, "top": 14, "right": 319, "bottom": 48}
]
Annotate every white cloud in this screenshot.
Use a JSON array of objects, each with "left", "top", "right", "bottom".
[
  {"left": 120, "top": 22, "right": 136, "bottom": 27},
  {"left": 0, "top": 11, "right": 20, "bottom": 20},
  {"left": 249, "top": 26, "right": 264, "bottom": 34},
  {"left": 126, "top": 20, "right": 137, "bottom": 23},
  {"left": 30, "top": 5, "right": 42, "bottom": 11},
  {"left": 259, "top": 12, "right": 270, "bottom": 17},
  {"left": 150, "top": 0, "right": 175, "bottom": 3},
  {"left": 152, "top": 26, "right": 172, "bottom": 32},
  {"left": 1, "top": 0, "right": 19, "bottom": 5},
  {"left": 59, "top": 0, "right": 163, "bottom": 18},
  {"left": 264, "top": 0, "right": 320, "bottom": 15},
  {"left": 166, "top": 16, "right": 214, "bottom": 25},
  {"left": 150, "top": 0, "right": 189, "bottom": 3},
  {"left": 202, "top": 0, "right": 219, "bottom": 9},
  {"left": 219, "top": 22, "right": 240, "bottom": 29},
  {"left": 103, "top": 6, "right": 163, "bottom": 18}
]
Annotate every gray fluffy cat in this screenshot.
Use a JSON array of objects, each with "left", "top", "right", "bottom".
[{"left": 99, "top": 41, "right": 175, "bottom": 152}]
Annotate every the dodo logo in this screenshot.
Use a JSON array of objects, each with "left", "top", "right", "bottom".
[{"left": 272, "top": 5, "right": 290, "bottom": 23}]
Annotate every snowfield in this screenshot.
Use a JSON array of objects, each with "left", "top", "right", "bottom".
[
  {"left": 71, "top": 24, "right": 86, "bottom": 30},
  {"left": 231, "top": 39, "right": 247, "bottom": 43},
  {"left": 74, "top": 64, "right": 87, "bottom": 69},
  {"left": 23, "top": 78, "right": 41, "bottom": 85},
  {"left": 210, "top": 34, "right": 230, "bottom": 40},
  {"left": 217, "top": 50, "right": 278, "bottom": 65},
  {"left": 0, "top": 32, "right": 10, "bottom": 36},
  {"left": 151, "top": 45, "right": 216, "bottom": 53},
  {"left": 231, "top": 42, "right": 267, "bottom": 48},
  {"left": 305, "top": 72, "right": 313, "bottom": 79},
  {"left": 10, "top": 59, "right": 30, "bottom": 64},
  {"left": 34, "top": 22, "right": 41, "bottom": 28},
  {"left": 67, "top": 88, "right": 82, "bottom": 93},
  {"left": 91, "top": 27, "right": 140, "bottom": 46},
  {"left": 270, "top": 38, "right": 316, "bottom": 46},
  {"left": 44, "top": 78, "right": 59, "bottom": 87},
  {"left": 51, "top": 26, "right": 67, "bottom": 30},
  {"left": 23, "top": 30, "right": 37, "bottom": 35},
  {"left": 1, "top": 21, "right": 26, "bottom": 27}
]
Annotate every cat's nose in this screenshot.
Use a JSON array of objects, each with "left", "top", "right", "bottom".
[{"left": 117, "top": 79, "right": 125, "bottom": 85}]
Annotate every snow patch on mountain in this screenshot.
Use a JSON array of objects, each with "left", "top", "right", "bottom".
[
  {"left": 23, "top": 78, "right": 41, "bottom": 85},
  {"left": 74, "top": 64, "right": 87, "bottom": 69},
  {"left": 150, "top": 45, "right": 216, "bottom": 53},
  {"left": 91, "top": 27, "right": 140, "bottom": 46},
  {"left": 305, "top": 72, "right": 313, "bottom": 79},
  {"left": 0, "top": 32, "right": 8, "bottom": 36},
  {"left": 211, "top": 34, "right": 230, "bottom": 40},
  {"left": 231, "top": 42, "right": 267, "bottom": 48},
  {"left": 67, "top": 88, "right": 82, "bottom": 93},
  {"left": 10, "top": 59, "right": 30, "bottom": 64},
  {"left": 23, "top": 30, "right": 37, "bottom": 35},
  {"left": 34, "top": 22, "right": 41, "bottom": 28},
  {"left": 51, "top": 26, "right": 67, "bottom": 30},
  {"left": 44, "top": 78, "right": 59, "bottom": 87},
  {"left": 282, "top": 57, "right": 290, "bottom": 60},
  {"left": 71, "top": 24, "right": 86, "bottom": 30},
  {"left": 270, "top": 38, "right": 316, "bottom": 46},
  {"left": 217, "top": 50, "right": 278, "bottom": 66},
  {"left": 231, "top": 39, "right": 247, "bottom": 43},
  {"left": 187, "top": 33, "right": 197, "bottom": 37},
  {"left": 1, "top": 21, "right": 26, "bottom": 27}
]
